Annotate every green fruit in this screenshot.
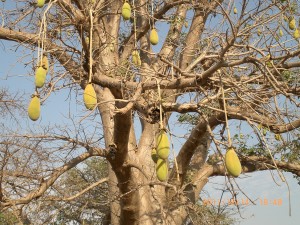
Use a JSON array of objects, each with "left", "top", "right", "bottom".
[
  {"left": 150, "top": 28, "right": 159, "bottom": 45},
  {"left": 289, "top": 18, "right": 296, "bottom": 30},
  {"left": 233, "top": 7, "right": 237, "bottom": 14},
  {"left": 294, "top": 29, "right": 300, "bottom": 38},
  {"left": 122, "top": 2, "right": 131, "bottom": 20},
  {"left": 151, "top": 148, "right": 158, "bottom": 163},
  {"left": 132, "top": 50, "right": 141, "bottom": 66},
  {"left": 156, "top": 131, "right": 170, "bottom": 159},
  {"left": 83, "top": 84, "right": 97, "bottom": 110},
  {"left": 28, "top": 96, "right": 41, "bottom": 121},
  {"left": 225, "top": 148, "right": 241, "bottom": 177},
  {"left": 35, "top": 66, "right": 47, "bottom": 88},
  {"left": 279, "top": 29, "right": 283, "bottom": 37},
  {"left": 156, "top": 158, "right": 168, "bottom": 182},
  {"left": 36, "top": 0, "right": 45, "bottom": 7}
]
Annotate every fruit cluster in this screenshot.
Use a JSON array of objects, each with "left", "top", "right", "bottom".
[
  {"left": 27, "top": 55, "right": 49, "bottom": 121},
  {"left": 151, "top": 130, "right": 170, "bottom": 182}
]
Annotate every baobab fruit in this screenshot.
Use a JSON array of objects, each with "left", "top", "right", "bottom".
[
  {"left": 35, "top": 66, "right": 47, "bottom": 88},
  {"left": 151, "top": 148, "right": 158, "bottom": 163},
  {"left": 132, "top": 50, "right": 141, "bottom": 66},
  {"left": 41, "top": 55, "right": 49, "bottom": 72},
  {"left": 279, "top": 29, "right": 283, "bottom": 37},
  {"left": 233, "top": 7, "right": 237, "bottom": 14},
  {"left": 289, "top": 18, "right": 296, "bottom": 30},
  {"left": 36, "top": 0, "right": 45, "bottom": 7},
  {"left": 257, "top": 28, "right": 262, "bottom": 36},
  {"left": 122, "top": 2, "right": 131, "bottom": 20},
  {"left": 83, "top": 84, "right": 97, "bottom": 110},
  {"left": 156, "top": 130, "right": 170, "bottom": 159},
  {"left": 225, "top": 147, "right": 241, "bottom": 177},
  {"left": 156, "top": 158, "right": 168, "bottom": 182},
  {"left": 150, "top": 28, "right": 159, "bottom": 45},
  {"left": 28, "top": 96, "right": 41, "bottom": 121},
  {"left": 294, "top": 29, "right": 300, "bottom": 38},
  {"left": 275, "top": 134, "right": 282, "bottom": 141}
]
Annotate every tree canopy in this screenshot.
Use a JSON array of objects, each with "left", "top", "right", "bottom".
[{"left": 0, "top": 0, "right": 299, "bottom": 224}]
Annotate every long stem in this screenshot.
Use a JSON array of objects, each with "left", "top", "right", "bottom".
[
  {"left": 219, "top": 70, "right": 232, "bottom": 147},
  {"left": 89, "top": 9, "right": 93, "bottom": 83}
]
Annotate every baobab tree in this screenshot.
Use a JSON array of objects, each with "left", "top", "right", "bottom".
[{"left": 0, "top": 0, "right": 299, "bottom": 224}]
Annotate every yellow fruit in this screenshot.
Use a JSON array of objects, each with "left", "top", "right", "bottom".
[
  {"left": 150, "top": 28, "right": 159, "bottom": 45},
  {"left": 225, "top": 148, "right": 241, "bottom": 177},
  {"left": 275, "top": 134, "right": 281, "bottom": 141},
  {"left": 122, "top": 2, "right": 131, "bottom": 20},
  {"left": 41, "top": 55, "right": 49, "bottom": 72},
  {"left": 289, "top": 18, "right": 296, "bottom": 30},
  {"left": 151, "top": 148, "right": 158, "bottom": 163},
  {"left": 156, "top": 158, "right": 168, "bottom": 182},
  {"left": 233, "top": 7, "right": 237, "bottom": 14},
  {"left": 85, "top": 37, "right": 89, "bottom": 45},
  {"left": 257, "top": 28, "right": 262, "bottom": 36},
  {"left": 37, "top": 0, "right": 45, "bottom": 7},
  {"left": 28, "top": 96, "right": 41, "bottom": 121},
  {"left": 35, "top": 66, "right": 47, "bottom": 88},
  {"left": 156, "top": 130, "right": 170, "bottom": 159},
  {"left": 294, "top": 29, "right": 300, "bottom": 38},
  {"left": 132, "top": 50, "right": 141, "bottom": 66},
  {"left": 83, "top": 84, "right": 97, "bottom": 110},
  {"left": 279, "top": 29, "right": 283, "bottom": 37}
]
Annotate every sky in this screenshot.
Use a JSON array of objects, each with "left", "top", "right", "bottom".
[{"left": 0, "top": 1, "right": 300, "bottom": 225}]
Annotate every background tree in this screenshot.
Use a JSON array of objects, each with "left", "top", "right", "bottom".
[{"left": 0, "top": 0, "right": 300, "bottom": 224}]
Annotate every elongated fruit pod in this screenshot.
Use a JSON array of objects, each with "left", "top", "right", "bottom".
[
  {"left": 83, "top": 84, "right": 97, "bottom": 110},
  {"left": 156, "top": 130, "right": 170, "bottom": 159},
  {"left": 289, "top": 18, "right": 296, "bottom": 30},
  {"left": 40, "top": 55, "right": 49, "bottom": 72},
  {"left": 28, "top": 96, "right": 41, "bottom": 121},
  {"left": 151, "top": 148, "right": 159, "bottom": 163},
  {"left": 225, "top": 148, "right": 242, "bottom": 177},
  {"left": 132, "top": 50, "right": 141, "bottom": 66},
  {"left": 150, "top": 28, "right": 159, "bottom": 45},
  {"left": 233, "top": 7, "right": 237, "bottom": 14},
  {"left": 37, "top": 0, "right": 45, "bottom": 7},
  {"left": 156, "top": 158, "right": 168, "bottom": 182},
  {"left": 122, "top": 2, "right": 131, "bottom": 20},
  {"left": 35, "top": 66, "right": 47, "bottom": 88}
]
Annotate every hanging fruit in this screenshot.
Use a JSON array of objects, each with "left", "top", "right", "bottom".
[
  {"left": 225, "top": 147, "right": 241, "bottom": 177},
  {"left": 122, "top": 2, "right": 131, "bottom": 20},
  {"left": 150, "top": 28, "right": 159, "bottom": 45},
  {"left": 289, "top": 18, "right": 296, "bottom": 30},
  {"left": 28, "top": 95, "right": 41, "bottom": 121},
  {"left": 36, "top": 0, "right": 45, "bottom": 8},
  {"left": 279, "top": 29, "right": 283, "bottom": 37},
  {"left": 156, "top": 158, "right": 168, "bottom": 182},
  {"left": 156, "top": 130, "right": 170, "bottom": 159},
  {"left": 293, "top": 29, "right": 300, "bottom": 38},
  {"left": 233, "top": 7, "right": 238, "bottom": 14},
  {"left": 83, "top": 83, "right": 97, "bottom": 110},
  {"left": 257, "top": 28, "right": 262, "bottom": 36},
  {"left": 35, "top": 66, "right": 47, "bottom": 88},
  {"left": 41, "top": 55, "right": 49, "bottom": 72},
  {"left": 132, "top": 50, "right": 141, "bottom": 66},
  {"left": 275, "top": 134, "right": 282, "bottom": 141}
]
